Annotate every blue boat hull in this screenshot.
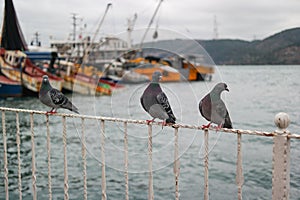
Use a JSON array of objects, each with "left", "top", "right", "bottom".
[{"left": 0, "top": 81, "right": 22, "bottom": 97}]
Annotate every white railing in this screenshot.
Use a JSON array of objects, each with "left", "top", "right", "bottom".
[{"left": 0, "top": 106, "right": 298, "bottom": 200}]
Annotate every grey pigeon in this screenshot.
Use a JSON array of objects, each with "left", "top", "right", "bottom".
[
  {"left": 39, "top": 75, "right": 79, "bottom": 114},
  {"left": 140, "top": 71, "right": 176, "bottom": 125},
  {"left": 199, "top": 82, "right": 232, "bottom": 129}
]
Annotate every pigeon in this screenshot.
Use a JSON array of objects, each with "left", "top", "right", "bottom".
[
  {"left": 140, "top": 71, "right": 176, "bottom": 125},
  {"left": 199, "top": 82, "right": 232, "bottom": 129},
  {"left": 39, "top": 75, "right": 79, "bottom": 114}
]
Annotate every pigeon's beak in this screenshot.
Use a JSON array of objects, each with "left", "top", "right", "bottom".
[{"left": 225, "top": 87, "right": 229, "bottom": 92}]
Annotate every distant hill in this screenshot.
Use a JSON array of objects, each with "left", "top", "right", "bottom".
[{"left": 143, "top": 27, "right": 300, "bottom": 65}]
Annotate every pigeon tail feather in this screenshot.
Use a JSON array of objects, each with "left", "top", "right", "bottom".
[
  {"left": 62, "top": 101, "right": 79, "bottom": 114},
  {"left": 223, "top": 112, "right": 232, "bottom": 128},
  {"left": 223, "top": 119, "right": 232, "bottom": 128},
  {"left": 223, "top": 123, "right": 232, "bottom": 129},
  {"left": 69, "top": 106, "right": 79, "bottom": 114}
]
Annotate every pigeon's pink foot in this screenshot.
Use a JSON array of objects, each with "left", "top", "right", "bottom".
[
  {"left": 156, "top": 121, "right": 167, "bottom": 129},
  {"left": 201, "top": 122, "right": 211, "bottom": 129},
  {"left": 146, "top": 119, "right": 155, "bottom": 125},
  {"left": 161, "top": 121, "right": 167, "bottom": 129},
  {"left": 209, "top": 124, "right": 222, "bottom": 131},
  {"left": 216, "top": 124, "right": 223, "bottom": 131},
  {"left": 161, "top": 121, "right": 167, "bottom": 126},
  {"left": 46, "top": 110, "right": 57, "bottom": 115}
]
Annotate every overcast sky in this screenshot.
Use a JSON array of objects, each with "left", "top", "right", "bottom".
[{"left": 1, "top": 0, "right": 300, "bottom": 46}]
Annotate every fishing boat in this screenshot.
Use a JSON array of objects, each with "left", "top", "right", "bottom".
[
  {"left": 102, "top": 61, "right": 150, "bottom": 84},
  {"left": 132, "top": 63, "right": 181, "bottom": 82},
  {"left": 0, "top": 0, "right": 63, "bottom": 96},
  {"left": 99, "top": 48, "right": 215, "bottom": 83},
  {"left": 72, "top": 72, "right": 112, "bottom": 96},
  {"left": 127, "top": 0, "right": 214, "bottom": 82},
  {"left": 118, "top": 49, "right": 214, "bottom": 82},
  {"left": 0, "top": 74, "right": 22, "bottom": 98},
  {"left": 99, "top": 0, "right": 214, "bottom": 83},
  {"left": 0, "top": 49, "right": 63, "bottom": 95},
  {"left": 25, "top": 50, "right": 118, "bottom": 96},
  {"left": 67, "top": 60, "right": 115, "bottom": 95}
]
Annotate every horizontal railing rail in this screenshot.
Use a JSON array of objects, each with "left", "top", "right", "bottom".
[
  {"left": 0, "top": 106, "right": 295, "bottom": 136},
  {"left": 0, "top": 106, "right": 298, "bottom": 200}
]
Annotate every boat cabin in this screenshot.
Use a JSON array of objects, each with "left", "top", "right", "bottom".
[{"left": 1, "top": 48, "right": 26, "bottom": 67}]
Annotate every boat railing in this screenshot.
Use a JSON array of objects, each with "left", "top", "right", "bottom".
[
  {"left": 0, "top": 106, "right": 297, "bottom": 200},
  {"left": 0, "top": 66, "right": 22, "bottom": 71}
]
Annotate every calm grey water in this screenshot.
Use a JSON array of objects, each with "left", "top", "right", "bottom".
[{"left": 1, "top": 65, "right": 300, "bottom": 200}]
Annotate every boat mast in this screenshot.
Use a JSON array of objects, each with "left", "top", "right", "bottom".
[
  {"left": 127, "top": 13, "right": 137, "bottom": 49},
  {"left": 71, "top": 13, "right": 78, "bottom": 41},
  {"left": 81, "top": 3, "right": 112, "bottom": 65},
  {"left": 139, "top": 0, "right": 163, "bottom": 48}
]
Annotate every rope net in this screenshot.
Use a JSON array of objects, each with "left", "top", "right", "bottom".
[{"left": 0, "top": 106, "right": 299, "bottom": 200}]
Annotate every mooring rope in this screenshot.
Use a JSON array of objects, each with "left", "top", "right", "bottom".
[
  {"left": 62, "top": 116, "right": 69, "bottom": 200},
  {"left": 124, "top": 122, "right": 129, "bottom": 200},
  {"left": 236, "top": 133, "right": 244, "bottom": 200},
  {"left": 100, "top": 120, "right": 107, "bottom": 200},
  {"left": 30, "top": 113, "right": 37, "bottom": 200},
  {"left": 173, "top": 127, "right": 180, "bottom": 200},
  {"left": 2, "top": 111, "right": 9, "bottom": 200},
  {"left": 148, "top": 124, "right": 154, "bottom": 200},
  {"left": 204, "top": 128, "right": 209, "bottom": 200},
  {"left": 46, "top": 114, "right": 52, "bottom": 200},
  {"left": 81, "top": 118, "right": 88, "bottom": 200},
  {"left": 16, "top": 112, "right": 22, "bottom": 200}
]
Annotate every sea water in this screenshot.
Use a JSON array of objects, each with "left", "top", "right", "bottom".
[{"left": 0, "top": 65, "right": 300, "bottom": 199}]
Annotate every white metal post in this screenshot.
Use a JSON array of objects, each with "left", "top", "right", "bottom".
[{"left": 272, "top": 112, "right": 290, "bottom": 200}]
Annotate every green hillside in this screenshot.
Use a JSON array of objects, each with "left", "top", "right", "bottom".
[
  {"left": 143, "top": 27, "right": 300, "bottom": 65},
  {"left": 198, "top": 27, "right": 300, "bottom": 64}
]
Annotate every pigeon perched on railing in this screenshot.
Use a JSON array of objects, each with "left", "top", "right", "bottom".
[
  {"left": 140, "top": 71, "right": 176, "bottom": 125},
  {"left": 39, "top": 75, "right": 79, "bottom": 114},
  {"left": 199, "top": 82, "right": 232, "bottom": 129}
]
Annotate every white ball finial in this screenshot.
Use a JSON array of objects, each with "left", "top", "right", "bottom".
[{"left": 274, "top": 112, "right": 290, "bottom": 131}]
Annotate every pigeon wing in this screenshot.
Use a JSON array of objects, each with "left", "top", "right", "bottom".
[
  {"left": 215, "top": 100, "right": 232, "bottom": 128},
  {"left": 49, "top": 89, "right": 79, "bottom": 113},
  {"left": 215, "top": 101, "right": 227, "bottom": 118},
  {"left": 49, "top": 88, "right": 67, "bottom": 106},
  {"left": 199, "top": 94, "right": 212, "bottom": 122},
  {"left": 140, "top": 95, "right": 147, "bottom": 112},
  {"left": 156, "top": 92, "right": 176, "bottom": 121}
]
